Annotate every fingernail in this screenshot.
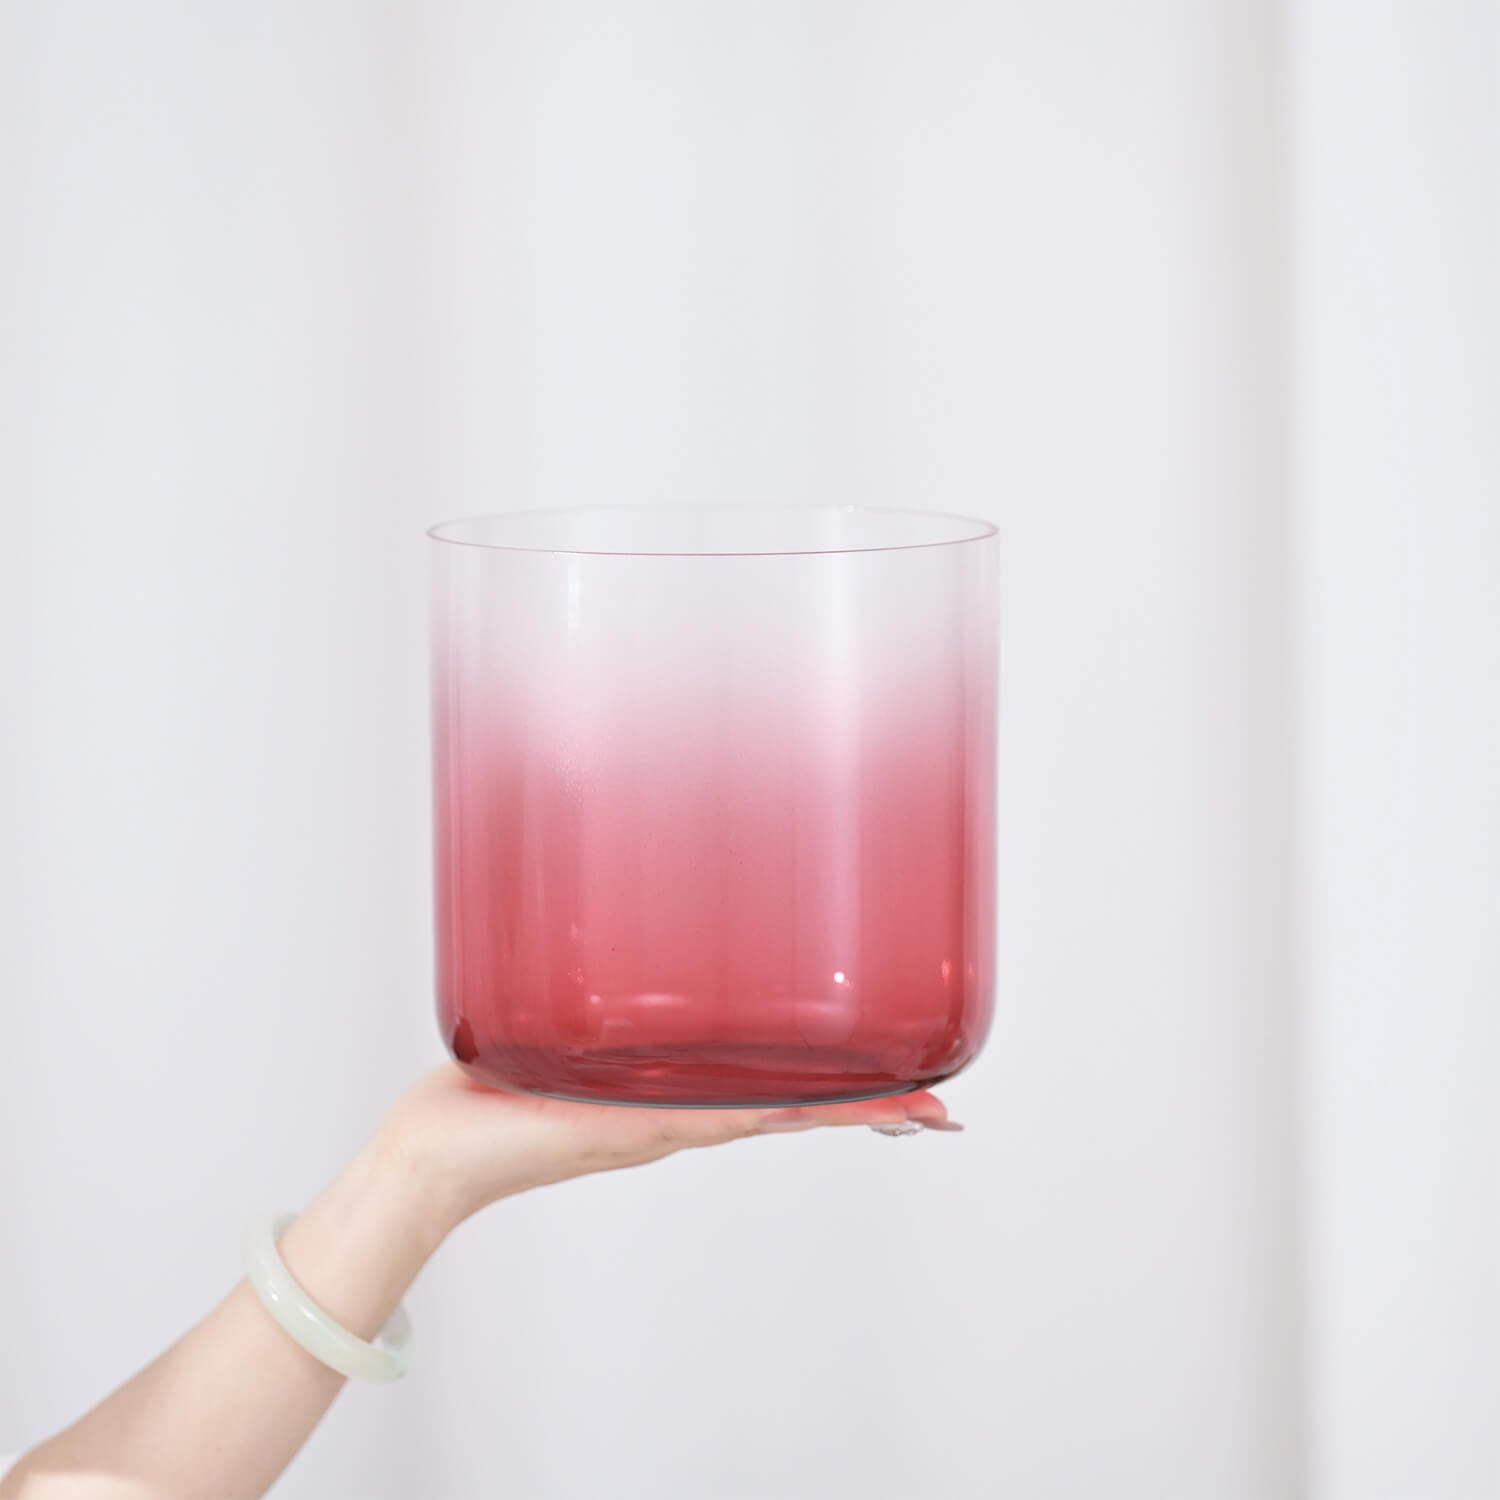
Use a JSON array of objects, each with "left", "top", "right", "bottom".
[{"left": 920, "top": 1119, "right": 966, "bottom": 1133}]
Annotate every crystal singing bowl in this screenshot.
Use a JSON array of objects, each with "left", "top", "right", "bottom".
[{"left": 430, "top": 506, "right": 998, "bottom": 1107}]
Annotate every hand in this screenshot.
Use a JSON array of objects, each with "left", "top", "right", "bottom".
[
  {"left": 0, "top": 1066, "right": 962, "bottom": 1500},
  {"left": 379, "top": 1064, "right": 963, "bottom": 1237}
]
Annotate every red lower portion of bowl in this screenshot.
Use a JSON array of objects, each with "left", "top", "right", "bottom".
[
  {"left": 447, "top": 1029, "right": 976, "bottom": 1108},
  {"left": 433, "top": 693, "right": 995, "bottom": 1108}
]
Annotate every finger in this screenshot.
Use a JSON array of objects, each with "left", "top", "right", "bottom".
[
  {"left": 748, "top": 1090, "right": 962, "bottom": 1136},
  {"left": 621, "top": 1089, "right": 964, "bottom": 1153}
]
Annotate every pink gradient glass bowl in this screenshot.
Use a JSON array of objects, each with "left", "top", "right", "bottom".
[{"left": 430, "top": 506, "right": 998, "bottom": 1107}]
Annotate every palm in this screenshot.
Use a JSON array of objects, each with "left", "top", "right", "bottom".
[{"left": 389, "top": 1064, "right": 957, "bottom": 1221}]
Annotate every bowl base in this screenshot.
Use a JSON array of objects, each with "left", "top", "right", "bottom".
[
  {"left": 452, "top": 1040, "right": 948, "bottom": 1109},
  {"left": 527, "top": 1081, "right": 921, "bottom": 1110}
]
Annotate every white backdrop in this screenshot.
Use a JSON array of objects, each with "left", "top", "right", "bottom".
[{"left": 1, "top": 3, "right": 1495, "bottom": 1498}]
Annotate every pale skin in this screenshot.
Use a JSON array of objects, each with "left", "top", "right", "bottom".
[{"left": 1, "top": 1066, "right": 960, "bottom": 1499}]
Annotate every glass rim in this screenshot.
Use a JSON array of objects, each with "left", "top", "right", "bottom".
[{"left": 427, "top": 504, "right": 998, "bottom": 559}]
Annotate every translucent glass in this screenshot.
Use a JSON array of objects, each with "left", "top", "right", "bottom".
[{"left": 430, "top": 506, "right": 998, "bottom": 1107}]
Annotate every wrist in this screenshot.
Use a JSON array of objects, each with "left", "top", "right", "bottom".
[
  {"left": 376, "top": 1076, "right": 550, "bottom": 1229},
  {"left": 364, "top": 1119, "right": 468, "bottom": 1253},
  {"left": 272, "top": 1131, "right": 453, "bottom": 1346}
]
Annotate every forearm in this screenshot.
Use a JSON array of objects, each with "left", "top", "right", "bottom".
[{"left": 1, "top": 1128, "right": 456, "bottom": 1500}]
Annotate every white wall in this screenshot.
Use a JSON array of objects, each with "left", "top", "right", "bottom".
[
  {"left": 1, "top": 7, "right": 433, "bottom": 1497},
  {"left": 0, "top": 4, "right": 1493, "bottom": 1498},
  {"left": 1291, "top": 2, "right": 1500, "bottom": 1496}
]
